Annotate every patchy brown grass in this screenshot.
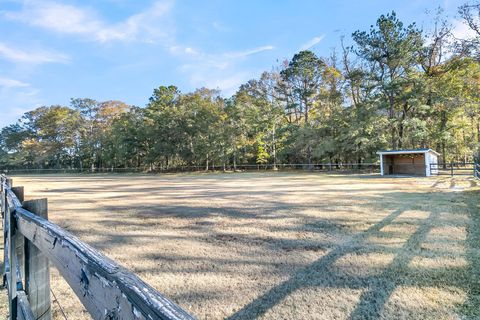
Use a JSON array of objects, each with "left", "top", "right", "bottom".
[{"left": 1, "top": 172, "right": 479, "bottom": 319}]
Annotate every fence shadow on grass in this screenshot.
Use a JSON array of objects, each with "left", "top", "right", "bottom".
[
  {"left": 226, "top": 208, "right": 406, "bottom": 320},
  {"left": 226, "top": 189, "right": 471, "bottom": 320},
  {"left": 347, "top": 210, "right": 437, "bottom": 319}
]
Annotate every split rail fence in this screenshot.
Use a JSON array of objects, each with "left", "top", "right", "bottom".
[{"left": 0, "top": 174, "right": 195, "bottom": 320}]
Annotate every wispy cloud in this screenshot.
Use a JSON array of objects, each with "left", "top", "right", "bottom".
[
  {"left": 0, "top": 42, "right": 70, "bottom": 64},
  {"left": 175, "top": 44, "right": 274, "bottom": 95},
  {"left": 0, "top": 79, "right": 42, "bottom": 127},
  {"left": 299, "top": 35, "right": 325, "bottom": 51},
  {"left": 451, "top": 19, "right": 477, "bottom": 40},
  {"left": 226, "top": 45, "right": 275, "bottom": 58},
  {"left": 3, "top": 0, "right": 175, "bottom": 43},
  {"left": 0, "top": 77, "right": 29, "bottom": 89},
  {"left": 188, "top": 71, "right": 252, "bottom": 95}
]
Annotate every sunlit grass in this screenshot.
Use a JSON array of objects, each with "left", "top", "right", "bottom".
[{"left": 0, "top": 173, "right": 478, "bottom": 319}]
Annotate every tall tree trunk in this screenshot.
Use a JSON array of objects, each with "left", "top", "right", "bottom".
[
  {"left": 477, "top": 121, "right": 480, "bottom": 143},
  {"left": 272, "top": 123, "right": 277, "bottom": 170},
  {"left": 440, "top": 110, "right": 447, "bottom": 169},
  {"left": 388, "top": 94, "right": 396, "bottom": 149},
  {"left": 307, "top": 146, "right": 313, "bottom": 171},
  {"left": 233, "top": 145, "right": 237, "bottom": 171}
]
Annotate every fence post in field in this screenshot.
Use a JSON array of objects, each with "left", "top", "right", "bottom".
[
  {"left": 22, "top": 198, "right": 52, "bottom": 320},
  {"left": 450, "top": 162, "right": 454, "bottom": 177}
]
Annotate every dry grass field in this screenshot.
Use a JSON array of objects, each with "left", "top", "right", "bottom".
[{"left": 1, "top": 172, "right": 480, "bottom": 319}]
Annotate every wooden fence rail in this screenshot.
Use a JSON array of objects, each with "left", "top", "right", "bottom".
[
  {"left": 1, "top": 174, "right": 195, "bottom": 320},
  {"left": 429, "top": 162, "right": 478, "bottom": 177}
]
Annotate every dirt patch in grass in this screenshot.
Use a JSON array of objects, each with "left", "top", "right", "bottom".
[{"left": 0, "top": 172, "right": 478, "bottom": 319}]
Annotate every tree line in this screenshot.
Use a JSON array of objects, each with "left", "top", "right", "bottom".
[{"left": 2, "top": 6, "right": 480, "bottom": 171}]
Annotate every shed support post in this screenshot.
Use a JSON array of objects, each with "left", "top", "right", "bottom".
[
  {"left": 379, "top": 155, "right": 384, "bottom": 176},
  {"left": 22, "top": 199, "right": 52, "bottom": 320},
  {"left": 424, "top": 154, "right": 430, "bottom": 177}
]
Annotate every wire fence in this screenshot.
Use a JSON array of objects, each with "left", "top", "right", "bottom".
[
  {"left": 1, "top": 163, "right": 381, "bottom": 175},
  {"left": 4, "top": 162, "right": 479, "bottom": 178}
]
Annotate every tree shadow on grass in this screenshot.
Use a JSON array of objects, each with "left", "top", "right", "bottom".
[
  {"left": 226, "top": 208, "right": 406, "bottom": 319},
  {"left": 461, "top": 189, "right": 480, "bottom": 319}
]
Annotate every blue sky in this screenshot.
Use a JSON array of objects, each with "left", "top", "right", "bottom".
[{"left": 0, "top": 0, "right": 470, "bottom": 127}]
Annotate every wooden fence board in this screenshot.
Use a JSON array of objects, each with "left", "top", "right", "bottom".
[
  {"left": 1, "top": 175, "right": 194, "bottom": 320},
  {"left": 12, "top": 187, "right": 26, "bottom": 286},
  {"left": 16, "top": 291, "right": 35, "bottom": 320},
  {"left": 15, "top": 207, "right": 194, "bottom": 320},
  {"left": 22, "top": 199, "right": 51, "bottom": 320}
]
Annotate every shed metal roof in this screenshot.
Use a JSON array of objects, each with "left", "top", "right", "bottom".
[{"left": 376, "top": 148, "right": 440, "bottom": 156}]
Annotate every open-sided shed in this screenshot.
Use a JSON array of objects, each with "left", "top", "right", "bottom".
[{"left": 377, "top": 148, "right": 440, "bottom": 177}]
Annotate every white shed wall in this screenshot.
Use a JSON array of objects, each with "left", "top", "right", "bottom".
[
  {"left": 378, "top": 150, "right": 440, "bottom": 177},
  {"left": 423, "top": 152, "right": 438, "bottom": 176},
  {"left": 427, "top": 152, "right": 438, "bottom": 176}
]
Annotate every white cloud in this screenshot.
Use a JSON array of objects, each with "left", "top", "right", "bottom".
[
  {"left": 184, "top": 47, "right": 199, "bottom": 56},
  {"left": 0, "top": 81, "right": 42, "bottom": 127},
  {"left": 3, "top": 0, "right": 175, "bottom": 43},
  {"left": 174, "top": 45, "right": 274, "bottom": 95},
  {"left": 188, "top": 71, "right": 251, "bottom": 96},
  {"left": 226, "top": 45, "right": 275, "bottom": 58},
  {"left": 0, "top": 42, "right": 70, "bottom": 64},
  {"left": 299, "top": 35, "right": 325, "bottom": 51},
  {"left": 451, "top": 19, "right": 478, "bottom": 40},
  {"left": 0, "top": 78, "right": 29, "bottom": 89},
  {"left": 212, "top": 21, "right": 230, "bottom": 32}
]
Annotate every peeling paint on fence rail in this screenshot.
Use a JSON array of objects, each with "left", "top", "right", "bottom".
[{"left": 1, "top": 175, "right": 195, "bottom": 320}]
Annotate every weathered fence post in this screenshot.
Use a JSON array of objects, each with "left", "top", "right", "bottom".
[
  {"left": 2, "top": 178, "right": 10, "bottom": 289},
  {"left": 11, "top": 187, "right": 25, "bottom": 286},
  {"left": 22, "top": 199, "right": 51, "bottom": 320},
  {"left": 5, "top": 178, "right": 18, "bottom": 319},
  {"left": 1, "top": 178, "right": 6, "bottom": 291}
]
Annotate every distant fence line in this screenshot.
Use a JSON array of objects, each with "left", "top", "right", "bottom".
[
  {"left": 3, "top": 162, "right": 480, "bottom": 178},
  {"left": 1, "top": 174, "right": 195, "bottom": 320},
  {"left": 1, "top": 163, "right": 381, "bottom": 174}
]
